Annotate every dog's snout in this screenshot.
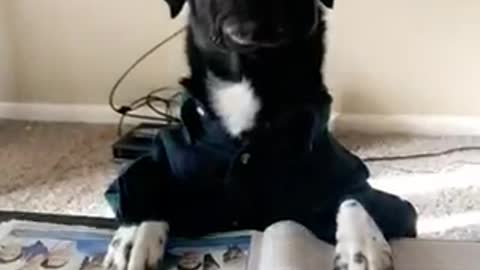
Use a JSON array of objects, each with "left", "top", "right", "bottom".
[{"left": 221, "top": 18, "right": 288, "bottom": 49}]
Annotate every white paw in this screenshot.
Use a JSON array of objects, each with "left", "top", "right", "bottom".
[
  {"left": 334, "top": 200, "right": 393, "bottom": 270},
  {"left": 103, "top": 221, "right": 169, "bottom": 270}
]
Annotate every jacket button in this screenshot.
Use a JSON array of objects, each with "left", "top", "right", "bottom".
[
  {"left": 240, "top": 153, "right": 251, "bottom": 165},
  {"left": 197, "top": 106, "right": 205, "bottom": 117}
]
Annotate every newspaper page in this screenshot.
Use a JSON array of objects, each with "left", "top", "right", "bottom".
[
  {"left": 0, "top": 220, "right": 113, "bottom": 270},
  {"left": 163, "top": 233, "right": 254, "bottom": 270},
  {"left": 257, "top": 222, "right": 334, "bottom": 270},
  {"left": 253, "top": 221, "right": 480, "bottom": 270},
  {"left": 0, "top": 220, "right": 260, "bottom": 270},
  {"left": 391, "top": 239, "right": 480, "bottom": 270}
]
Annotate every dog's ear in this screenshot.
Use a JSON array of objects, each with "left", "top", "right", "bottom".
[
  {"left": 164, "top": 0, "right": 187, "bottom": 18},
  {"left": 319, "top": 0, "right": 335, "bottom": 8}
]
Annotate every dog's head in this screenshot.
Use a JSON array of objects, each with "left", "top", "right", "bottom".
[{"left": 164, "top": 0, "right": 334, "bottom": 51}]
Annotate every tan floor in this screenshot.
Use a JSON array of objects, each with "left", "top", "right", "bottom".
[
  {"left": 0, "top": 120, "right": 118, "bottom": 217},
  {"left": 1, "top": 120, "right": 480, "bottom": 240}
]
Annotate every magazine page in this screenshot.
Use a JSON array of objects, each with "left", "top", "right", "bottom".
[
  {"left": 243, "top": 232, "right": 263, "bottom": 270},
  {"left": 255, "top": 221, "right": 480, "bottom": 270},
  {"left": 257, "top": 222, "right": 334, "bottom": 270},
  {"left": 0, "top": 220, "right": 259, "bottom": 270},
  {"left": 162, "top": 232, "right": 254, "bottom": 270},
  {"left": 0, "top": 220, "right": 113, "bottom": 270},
  {"left": 391, "top": 239, "right": 480, "bottom": 270}
]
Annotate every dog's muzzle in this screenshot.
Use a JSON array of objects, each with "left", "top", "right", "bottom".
[
  {"left": 218, "top": 3, "right": 320, "bottom": 51},
  {"left": 221, "top": 19, "right": 288, "bottom": 49}
]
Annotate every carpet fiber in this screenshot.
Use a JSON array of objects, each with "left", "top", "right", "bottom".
[{"left": 1, "top": 120, "right": 479, "bottom": 240}]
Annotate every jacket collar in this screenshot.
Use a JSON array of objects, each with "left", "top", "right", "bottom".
[{"left": 180, "top": 93, "right": 332, "bottom": 152}]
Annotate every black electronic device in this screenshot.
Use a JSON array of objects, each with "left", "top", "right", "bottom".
[{"left": 112, "top": 123, "right": 167, "bottom": 160}]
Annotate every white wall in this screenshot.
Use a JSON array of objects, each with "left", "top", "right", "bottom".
[
  {"left": 7, "top": 0, "right": 188, "bottom": 105},
  {"left": 0, "top": 1, "right": 16, "bottom": 101},
  {"left": 325, "top": 0, "right": 480, "bottom": 115},
  {"left": 2, "top": 0, "right": 480, "bottom": 116}
]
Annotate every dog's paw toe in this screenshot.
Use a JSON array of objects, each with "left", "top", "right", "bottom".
[
  {"left": 333, "top": 199, "right": 394, "bottom": 270},
  {"left": 103, "top": 226, "right": 137, "bottom": 270},
  {"left": 103, "top": 222, "right": 169, "bottom": 270}
]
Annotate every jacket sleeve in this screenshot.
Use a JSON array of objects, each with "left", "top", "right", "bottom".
[{"left": 105, "top": 140, "right": 175, "bottom": 224}]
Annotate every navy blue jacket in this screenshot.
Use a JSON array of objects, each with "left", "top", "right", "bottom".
[{"left": 106, "top": 94, "right": 416, "bottom": 242}]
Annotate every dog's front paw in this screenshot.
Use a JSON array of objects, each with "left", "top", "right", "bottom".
[
  {"left": 103, "top": 221, "right": 169, "bottom": 270},
  {"left": 333, "top": 200, "right": 393, "bottom": 270}
]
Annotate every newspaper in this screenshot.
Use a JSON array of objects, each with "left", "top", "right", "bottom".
[
  {"left": 0, "top": 221, "right": 112, "bottom": 270},
  {"left": 0, "top": 220, "right": 257, "bottom": 270},
  {"left": 0, "top": 219, "right": 332, "bottom": 270},
  {"left": 2, "top": 220, "right": 479, "bottom": 270}
]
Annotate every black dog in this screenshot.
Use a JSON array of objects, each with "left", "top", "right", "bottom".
[{"left": 103, "top": 0, "right": 417, "bottom": 269}]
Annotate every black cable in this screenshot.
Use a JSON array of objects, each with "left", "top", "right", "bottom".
[
  {"left": 363, "top": 146, "right": 480, "bottom": 163},
  {"left": 145, "top": 87, "right": 181, "bottom": 123},
  {"left": 116, "top": 96, "right": 151, "bottom": 136},
  {"left": 117, "top": 114, "right": 127, "bottom": 137},
  {"left": 109, "top": 26, "right": 187, "bottom": 136},
  {"left": 109, "top": 26, "right": 186, "bottom": 115}
]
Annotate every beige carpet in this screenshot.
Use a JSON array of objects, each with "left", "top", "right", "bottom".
[
  {"left": 0, "top": 120, "right": 118, "bottom": 217},
  {"left": 1, "top": 120, "right": 480, "bottom": 240}
]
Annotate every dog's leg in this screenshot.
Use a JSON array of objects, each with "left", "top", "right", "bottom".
[
  {"left": 103, "top": 221, "right": 169, "bottom": 270},
  {"left": 333, "top": 199, "right": 394, "bottom": 270}
]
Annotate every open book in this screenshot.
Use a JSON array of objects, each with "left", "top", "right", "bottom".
[{"left": 0, "top": 220, "right": 479, "bottom": 270}]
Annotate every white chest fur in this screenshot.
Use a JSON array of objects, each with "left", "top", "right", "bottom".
[{"left": 208, "top": 73, "right": 261, "bottom": 137}]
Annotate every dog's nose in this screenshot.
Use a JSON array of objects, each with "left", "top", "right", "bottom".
[{"left": 222, "top": 20, "right": 258, "bottom": 46}]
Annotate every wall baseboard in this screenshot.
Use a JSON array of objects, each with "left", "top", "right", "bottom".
[
  {"left": 0, "top": 102, "right": 119, "bottom": 124},
  {"left": 331, "top": 113, "right": 480, "bottom": 136},
  {"left": 2, "top": 102, "right": 480, "bottom": 136}
]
